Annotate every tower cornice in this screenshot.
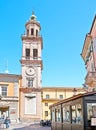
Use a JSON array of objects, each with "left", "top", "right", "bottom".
[
  {"left": 25, "top": 21, "right": 41, "bottom": 30},
  {"left": 20, "top": 87, "right": 41, "bottom": 93},
  {"left": 21, "top": 36, "right": 43, "bottom": 49},
  {"left": 20, "top": 60, "right": 43, "bottom": 69}
]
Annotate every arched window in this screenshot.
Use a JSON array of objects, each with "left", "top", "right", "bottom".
[
  {"left": 26, "top": 48, "right": 30, "bottom": 59},
  {"left": 33, "top": 49, "right": 38, "bottom": 59},
  {"left": 31, "top": 28, "right": 34, "bottom": 35}
]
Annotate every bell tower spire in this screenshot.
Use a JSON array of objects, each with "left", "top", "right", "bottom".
[
  {"left": 20, "top": 12, "right": 43, "bottom": 122},
  {"left": 30, "top": 11, "right": 36, "bottom": 21}
]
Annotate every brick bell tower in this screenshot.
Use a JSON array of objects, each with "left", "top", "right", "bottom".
[{"left": 20, "top": 12, "right": 43, "bottom": 122}]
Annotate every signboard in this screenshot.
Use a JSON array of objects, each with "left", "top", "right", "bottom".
[
  {"left": 91, "top": 118, "right": 96, "bottom": 126},
  {"left": 25, "top": 93, "right": 36, "bottom": 115},
  {"left": 10, "top": 108, "right": 16, "bottom": 114}
]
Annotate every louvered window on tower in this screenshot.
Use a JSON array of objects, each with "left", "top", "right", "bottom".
[
  {"left": 26, "top": 48, "right": 30, "bottom": 59},
  {"left": 33, "top": 49, "right": 38, "bottom": 59},
  {"left": 31, "top": 28, "right": 34, "bottom": 35}
]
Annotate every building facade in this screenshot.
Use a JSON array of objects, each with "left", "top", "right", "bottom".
[
  {"left": 0, "top": 73, "right": 21, "bottom": 123},
  {"left": 81, "top": 15, "right": 96, "bottom": 92},
  {"left": 42, "top": 87, "right": 84, "bottom": 120},
  {"left": 19, "top": 12, "right": 43, "bottom": 122},
  {"left": 0, "top": 72, "right": 84, "bottom": 122}
]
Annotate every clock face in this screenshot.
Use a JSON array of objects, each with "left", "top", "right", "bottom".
[{"left": 26, "top": 68, "right": 35, "bottom": 76}]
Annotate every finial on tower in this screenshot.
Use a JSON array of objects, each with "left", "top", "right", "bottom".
[{"left": 30, "top": 11, "right": 36, "bottom": 21}]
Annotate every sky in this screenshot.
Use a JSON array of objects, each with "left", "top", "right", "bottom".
[{"left": 0, "top": 0, "right": 96, "bottom": 87}]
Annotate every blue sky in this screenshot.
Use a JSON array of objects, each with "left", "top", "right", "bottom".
[{"left": 0, "top": 0, "right": 96, "bottom": 87}]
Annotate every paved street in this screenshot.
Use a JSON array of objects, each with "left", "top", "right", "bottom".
[{"left": 5, "top": 123, "right": 51, "bottom": 130}]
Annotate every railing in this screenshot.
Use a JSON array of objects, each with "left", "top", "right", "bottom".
[{"left": 21, "top": 34, "right": 42, "bottom": 38}]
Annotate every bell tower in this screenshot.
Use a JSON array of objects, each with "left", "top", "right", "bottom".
[
  {"left": 21, "top": 12, "right": 43, "bottom": 88},
  {"left": 20, "top": 12, "right": 43, "bottom": 122}
]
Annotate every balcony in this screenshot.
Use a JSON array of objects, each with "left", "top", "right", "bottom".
[{"left": 85, "top": 72, "right": 96, "bottom": 87}]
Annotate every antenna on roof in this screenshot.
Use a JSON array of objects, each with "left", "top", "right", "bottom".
[{"left": 5, "top": 60, "right": 9, "bottom": 74}]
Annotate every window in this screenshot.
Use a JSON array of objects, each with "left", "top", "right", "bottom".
[
  {"left": 76, "top": 104, "right": 82, "bottom": 123},
  {"left": 63, "top": 106, "right": 70, "bottom": 122},
  {"left": 45, "top": 103, "right": 48, "bottom": 106},
  {"left": 72, "top": 105, "right": 76, "bottom": 123},
  {"left": 59, "top": 95, "right": 63, "bottom": 99},
  {"left": 45, "top": 111, "right": 48, "bottom": 116},
  {"left": 87, "top": 103, "right": 96, "bottom": 120},
  {"left": 52, "top": 110, "right": 55, "bottom": 121},
  {"left": 31, "top": 28, "right": 34, "bottom": 35},
  {"left": 46, "top": 94, "right": 50, "bottom": 99},
  {"left": 27, "top": 78, "right": 33, "bottom": 87},
  {"left": 56, "top": 109, "right": 61, "bottom": 122},
  {"left": 26, "top": 49, "right": 30, "bottom": 59},
  {"left": 71, "top": 104, "right": 82, "bottom": 124},
  {"left": 36, "top": 30, "right": 38, "bottom": 36},
  {"left": 1, "top": 87, "right": 7, "bottom": 96},
  {"left": 33, "top": 49, "right": 38, "bottom": 59}
]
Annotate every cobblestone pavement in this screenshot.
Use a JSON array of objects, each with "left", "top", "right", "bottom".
[{"left": 1, "top": 123, "right": 51, "bottom": 130}]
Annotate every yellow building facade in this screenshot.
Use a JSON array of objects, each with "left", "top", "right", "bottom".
[
  {"left": 0, "top": 73, "right": 21, "bottom": 123},
  {"left": 42, "top": 87, "right": 85, "bottom": 120}
]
